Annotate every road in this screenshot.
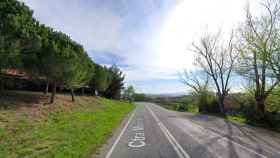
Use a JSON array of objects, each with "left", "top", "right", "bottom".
[{"left": 96, "top": 102, "right": 280, "bottom": 158}]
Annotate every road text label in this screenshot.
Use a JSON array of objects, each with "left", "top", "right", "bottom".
[{"left": 128, "top": 118, "right": 146, "bottom": 148}]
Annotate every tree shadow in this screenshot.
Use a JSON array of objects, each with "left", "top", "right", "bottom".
[
  {"left": 184, "top": 112, "right": 279, "bottom": 157},
  {"left": 225, "top": 120, "right": 279, "bottom": 155},
  {"left": 190, "top": 131, "right": 239, "bottom": 158},
  {"left": 0, "top": 90, "right": 48, "bottom": 110}
]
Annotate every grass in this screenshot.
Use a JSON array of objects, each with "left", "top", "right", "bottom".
[
  {"left": 158, "top": 100, "right": 246, "bottom": 125},
  {"left": 0, "top": 91, "right": 135, "bottom": 158},
  {"left": 186, "top": 104, "right": 199, "bottom": 114},
  {"left": 157, "top": 99, "right": 280, "bottom": 132},
  {"left": 159, "top": 102, "right": 199, "bottom": 114},
  {"left": 226, "top": 115, "right": 247, "bottom": 125},
  {"left": 159, "top": 103, "right": 180, "bottom": 111}
]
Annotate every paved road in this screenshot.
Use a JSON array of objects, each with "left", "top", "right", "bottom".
[{"left": 97, "top": 103, "right": 280, "bottom": 158}]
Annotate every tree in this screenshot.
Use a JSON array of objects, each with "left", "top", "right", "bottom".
[
  {"left": 104, "top": 65, "right": 125, "bottom": 99},
  {"left": 21, "top": 24, "right": 49, "bottom": 93},
  {"left": 123, "top": 85, "right": 135, "bottom": 102},
  {"left": 37, "top": 31, "right": 89, "bottom": 104},
  {"left": 180, "top": 70, "right": 209, "bottom": 94},
  {"left": 0, "top": 0, "right": 37, "bottom": 86},
  {"left": 89, "top": 65, "right": 112, "bottom": 96},
  {"left": 237, "top": 0, "right": 280, "bottom": 117},
  {"left": 180, "top": 70, "right": 211, "bottom": 112},
  {"left": 133, "top": 93, "right": 146, "bottom": 101},
  {"left": 191, "top": 32, "right": 237, "bottom": 113},
  {"left": 63, "top": 43, "right": 93, "bottom": 102}
]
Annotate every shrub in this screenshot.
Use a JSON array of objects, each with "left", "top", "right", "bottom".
[
  {"left": 177, "top": 103, "right": 188, "bottom": 112},
  {"left": 192, "top": 90, "right": 220, "bottom": 113}
]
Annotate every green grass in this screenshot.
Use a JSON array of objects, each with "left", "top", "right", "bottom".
[
  {"left": 226, "top": 115, "right": 246, "bottom": 125},
  {"left": 159, "top": 103, "right": 180, "bottom": 111},
  {"left": 0, "top": 93, "right": 135, "bottom": 158},
  {"left": 187, "top": 104, "right": 199, "bottom": 114}
]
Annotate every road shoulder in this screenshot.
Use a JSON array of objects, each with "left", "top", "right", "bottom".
[
  {"left": 168, "top": 109, "right": 280, "bottom": 157},
  {"left": 93, "top": 108, "right": 136, "bottom": 158}
]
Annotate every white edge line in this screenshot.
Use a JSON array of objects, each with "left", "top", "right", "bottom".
[
  {"left": 146, "top": 105, "right": 190, "bottom": 158},
  {"left": 105, "top": 109, "right": 136, "bottom": 158}
]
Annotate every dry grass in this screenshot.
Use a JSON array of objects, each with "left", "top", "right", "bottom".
[
  {"left": 0, "top": 91, "right": 134, "bottom": 158},
  {"left": 0, "top": 91, "right": 99, "bottom": 133}
]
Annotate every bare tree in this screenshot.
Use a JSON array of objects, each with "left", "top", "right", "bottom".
[
  {"left": 237, "top": 0, "right": 280, "bottom": 116},
  {"left": 179, "top": 70, "right": 210, "bottom": 112},
  {"left": 180, "top": 70, "right": 209, "bottom": 94},
  {"left": 191, "top": 32, "right": 237, "bottom": 114}
]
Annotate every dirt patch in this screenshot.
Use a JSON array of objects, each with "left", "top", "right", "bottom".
[{"left": 0, "top": 91, "right": 98, "bottom": 134}]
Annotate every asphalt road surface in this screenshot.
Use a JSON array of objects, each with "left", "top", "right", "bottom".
[{"left": 96, "top": 103, "right": 280, "bottom": 158}]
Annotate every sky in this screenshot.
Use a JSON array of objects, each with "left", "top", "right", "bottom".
[{"left": 21, "top": 0, "right": 258, "bottom": 94}]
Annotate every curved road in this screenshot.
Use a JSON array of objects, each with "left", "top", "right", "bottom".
[{"left": 96, "top": 103, "right": 280, "bottom": 158}]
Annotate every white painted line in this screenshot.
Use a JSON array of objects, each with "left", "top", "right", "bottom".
[
  {"left": 146, "top": 105, "right": 190, "bottom": 158},
  {"left": 105, "top": 109, "right": 136, "bottom": 158},
  {"left": 189, "top": 120, "right": 267, "bottom": 158}
]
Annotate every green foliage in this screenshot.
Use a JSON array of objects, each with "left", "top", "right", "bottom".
[
  {"left": 187, "top": 104, "right": 199, "bottom": 113},
  {"left": 192, "top": 89, "right": 219, "bottom": 113},
  {"left": 133, "top": 93, "right": 146, "bottom": 101},
  {"left": 0, "top": 0, "right": 36, "bottom": 69},
  {"left": 104, "top": 65, "right": 125, "bottom": 99},
  {"left": 123, "top": 85, "right": 135, "bottom": 102},
  {"left": 0, "top": 0, "right": 126, "bottom": 102},
  {"left": 265, "top": 86, "right": 280, "bottom": 112},
  {"left": 90, "top": 65, "right": 112, "bottom": 94},
  {"left": 226, "top": 115, "right": 246, "bottom": 124}
]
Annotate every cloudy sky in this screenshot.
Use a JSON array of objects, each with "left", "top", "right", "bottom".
[{"left": 22, "top": 0, "right": 258, "bottom": 94}]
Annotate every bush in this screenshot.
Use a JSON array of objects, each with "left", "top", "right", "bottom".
[
  {"left": 193, "top": 90, "right": 220, "bottom": 113},
  {"left": 264, "top": 112, "right": 280, "bottom": 129},
  {"left": 236, "top": 91, "right": 280, "bottom": 129},
  {"left": 265, "top": 86, "right": 280, "bottom": 112},
  {"left": 177, "top": 103, "right": 187, "bottom": 112},
  {"left": 186, "top": 104, "right": 199, "bottom": 113}
]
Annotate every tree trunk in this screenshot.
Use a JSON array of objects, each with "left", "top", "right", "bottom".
[
  {"left": 198, "top": 104, "right": 203, "bottom": 112},
  {"left": 71, "top": 89, "right": 75, "bottom": 102},
  {"left": 82, "top": 88, "right": 85, "bottom": 96},
  {"left": 218, "top": 96, "right": 225, "bottom": 114},
  {"left": 44, "top": 80, "right": 49, "bottom": 95},
  {"left": 256, "top": 97, "right": 265, "bottom": 116},
  {"left": 50, "top": 82, "right": 56, "bottom": 104},
  {"left": 0, "top": 79, "right": 3, "bottom": 92}
]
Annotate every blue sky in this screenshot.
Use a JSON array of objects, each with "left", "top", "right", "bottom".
[{"left": 22, "top": 0, "right": 258, "bottom": 94}]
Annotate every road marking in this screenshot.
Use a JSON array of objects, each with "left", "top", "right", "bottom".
[
  {"left": 128, "top": 132, "right": 146, "bottom": 148},
  {"left": 105, "top": 109, "right": 136, "bottom": 158},
  {"left": 128, "top": 118, "right": 146, "bottom": 148},
  {"left": 146, "top": 105, "right": 190, "bottom": 158}
]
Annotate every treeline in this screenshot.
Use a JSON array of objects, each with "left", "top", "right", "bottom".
[
  {"left": 0, "top": 0, "right": 124, "bottom": 103},
  {"left": 181, "top": 0, "right": 280, "bottom": 125}
]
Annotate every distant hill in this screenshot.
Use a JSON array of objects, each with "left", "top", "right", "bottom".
[{"left": 144, "top": 92, "right": 187, "bottom": 98}]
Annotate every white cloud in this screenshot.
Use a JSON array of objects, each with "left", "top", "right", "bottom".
[
  {"left": 22, "top": 0, "right": 123, "bottom": 52},
  {"left": 21, "top": 0, "right": 260, "bottom": 93}
]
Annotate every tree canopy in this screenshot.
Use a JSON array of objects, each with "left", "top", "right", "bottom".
[{"left": 0, "top": 0, "right": 125, "bottom": 103}]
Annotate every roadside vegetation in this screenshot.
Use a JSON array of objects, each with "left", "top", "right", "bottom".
[
  {"left": 0, "top": 0, "right": 125, "bottom": 102},
  {"left": 172, "top": 0, "right": 280, "bottom": 132},
  {"left": 0, "top": 1, "right": 135, "bottom": 157},
  {"left": 0, "top": 91, "right": 135, "bottom": 158}
]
